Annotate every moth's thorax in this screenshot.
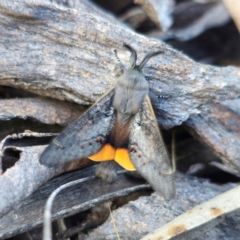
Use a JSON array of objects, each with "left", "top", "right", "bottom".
[{"left": 113, "top": 69, "right": 148, "bottom": 127}]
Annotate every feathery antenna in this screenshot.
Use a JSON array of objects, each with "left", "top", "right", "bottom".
[{"left": 138, "top": 51, "right": 163, "bottom": 71}]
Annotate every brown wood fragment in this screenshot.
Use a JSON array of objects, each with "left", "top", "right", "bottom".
[
  {"left": 223, "top": 0, "right": 240, "bottom": 32},
  {"left": 119, "top": 6, "right": 147, "bottom": 29},
  {"left": 134, "top": 0, "right": 174, "bottom": 31}
]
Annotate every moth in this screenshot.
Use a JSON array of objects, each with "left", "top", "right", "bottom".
[{"left": 40, "top": 45, "right": 175, "bottom": 199}]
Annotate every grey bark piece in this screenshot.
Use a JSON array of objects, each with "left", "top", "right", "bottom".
[
  {"left": 0, "top": 1, "right": 238, "bottom": 173},
  {"left": 0, "top": 98, "right": 85, "bottom": 125},
  {"left": 0, "top": 0, "right": 239, "bottom": 130},
  {"left": 0, "top": 132, "right": 91, "bottom": 218},
  {"left": 142, "top": 185, "right": 240, "bottom": 240},
  {"left": 160, "top": 1, "right": 230, "bottom": 41},
  {"left": 185, "top": 103, "right": 240, "bottom": 177},
  {"left": 0, "top": 165, "right": 149, "bottom": 240},
  {"left": 222, "top": 99, "right": 240, "bottom": 115},
  {"left": 52, "top": 0, "right": 124, "bottom": 26},
  {"left": 83, "top": 174, "right": 239, "bottom": 240}
]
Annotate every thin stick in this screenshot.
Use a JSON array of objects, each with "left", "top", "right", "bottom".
[
  {"left": 43, "top": 176, "right": 95, "bottom": 240},
  {"left": 171, "top": 130, "right": 176, "bottom": 172},
  {"left": 109, "top": 206, "right": 121, "bottom": 240},
  {"left": 141, "top": 185, "right": 240, "bottom": 240},
  {"left": 43, "top": 170, "right": 128, "bottom": 240}
]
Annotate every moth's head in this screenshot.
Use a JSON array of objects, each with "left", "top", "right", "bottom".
[{"left": 124, "top": 44, "right": 163, "bottom": 72}]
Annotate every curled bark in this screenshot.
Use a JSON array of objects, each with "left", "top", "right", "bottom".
[
  {"left": 0, "top": 131, "right": 91, "bottom": 217},
  {"left": 185, "top": 103, "right": 240, "bottom": 177}
]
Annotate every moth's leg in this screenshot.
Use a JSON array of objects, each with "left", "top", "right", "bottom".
[{"left": 95, "top": 161, "right": 119, "bottom": 183}]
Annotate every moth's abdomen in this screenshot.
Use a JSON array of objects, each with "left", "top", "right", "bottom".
[{"left": 89, "top": 117, "right": 136, "bottom": 171}]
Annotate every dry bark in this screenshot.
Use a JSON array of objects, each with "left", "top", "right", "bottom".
[
  {"left": 160, "top": 1, "right": 230, "bottom": 41},
  {"left": 223, "top": 0, "right": 240, "bottom": 32},
  {"left": 0, "top": 97, "right": 85, "bottom": 125},
  {"left": 83, "top": 174, "right": 239, "bottom": 240},
  {"left": 0, "top": 0, "right": 240, "bottom": 229},
  {"left": 185, "top": 103, "right": 240, "bottom": 177},
  {"left": 0, "top": 0, "right": 239, "bottom": 121},
  {"left": 0, "top": 165, "right": 149, "bottom": 239},
  {"left": 134, "top": 0, "right": 174, "bottom": 31},
  {"left": 141, "top": 185, "right": 240, "bottom": 240},
  {"left": 0, "top": 131, "right": 91, "bottom": 217}
]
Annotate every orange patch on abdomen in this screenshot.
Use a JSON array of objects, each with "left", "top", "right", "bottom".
[
  {"left": 89, "top": 144, "right": 136, "bottom": 171},
  {"left": 115, "top": 148, "right": 136, "bottom": 171},
  {"left": 89, "top": 143, "right": 115, "bottom": 161}
]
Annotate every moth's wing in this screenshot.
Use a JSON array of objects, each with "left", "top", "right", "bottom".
[
  {"left": 40, "top": 89, "right": 115, "bottom": 167},
  {"left": 129, "top": 95, "right": 175, "bottom": 198}
]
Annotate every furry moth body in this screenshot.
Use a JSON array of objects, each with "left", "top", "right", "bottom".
[{"left": 40, "top": 45, "right": 175, "bottom": 198}]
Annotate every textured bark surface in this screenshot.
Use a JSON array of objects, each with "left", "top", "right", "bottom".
[
  {"left": 0, "top": 97, "right": 85, "bottom": 125},
  {"left": 0, "top": 165, "right": 149, "bottom": 239},
  {"left": 161, "top": 1, "right": 230, "bottom": 41},
  {"left": 0, "top": 0, "right": 239, "bottom": 128},
  {"left": 142, "top": 185, "right": 240, "bottom": 240},
  {"left": 1, "top": 167, "right": 239, "bottom": 240},
  {"left": 83, "top": 174, "right": 239, "bottom": 240},
  {"left": 0, "top": 132, "right": 91, "bottom": 218},
  {"left": 185, "top": 103, "right": 240, "bottom": 177}
]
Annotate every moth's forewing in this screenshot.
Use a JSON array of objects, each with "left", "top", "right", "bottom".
[
  {"left": 40, "top": 89, "right": 115, "bottom": 166},
  {"left": 129, "top": 96, "right": 175, "bottom": 198}
]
